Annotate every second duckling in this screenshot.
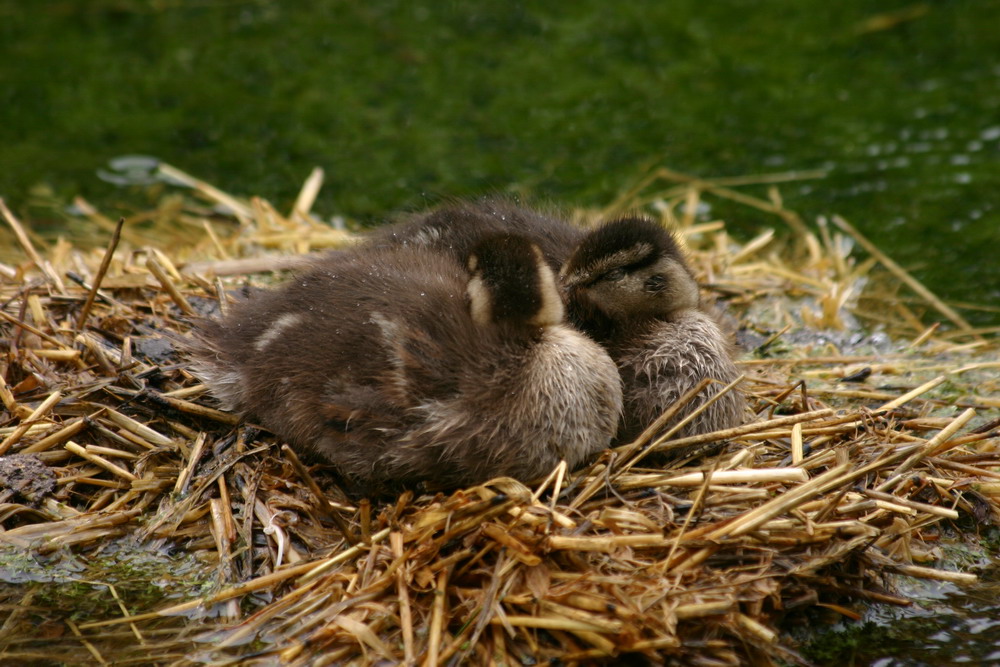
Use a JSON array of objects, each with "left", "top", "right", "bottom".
[
  {"left": 561, "top": 216, "right": 745, "bottom": 443},
  {"left": 187, "top": 234, "right": 623, "bottom": 493}
]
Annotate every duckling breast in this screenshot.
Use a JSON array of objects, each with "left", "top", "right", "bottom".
[
  {"left": 614, "top": 310, "right": 745, "bottom": 444},
  {"left": 502, "top": 324, "right": 623, "bottom": 473},
  {"left": 530, "top": 325, "right": 624, "bottom": 457}
]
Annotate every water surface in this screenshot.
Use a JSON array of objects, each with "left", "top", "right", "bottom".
[{"left": 1, "top": 1, "right": 998, "bottom": 324}]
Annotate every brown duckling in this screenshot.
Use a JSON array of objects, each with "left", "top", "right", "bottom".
[
  {"left": 187, "top": 234, "right": 622, "bottom": 494},
  {"left": 560, "top": 216, "right": 745, "bottom": 443}
]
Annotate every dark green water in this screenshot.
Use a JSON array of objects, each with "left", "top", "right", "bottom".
[
  {"left": 2, "top": 0, "right": 999, "bottom": 325},
  {"left": 802, "top": 573, "right": 1000, "bottom": 666}
]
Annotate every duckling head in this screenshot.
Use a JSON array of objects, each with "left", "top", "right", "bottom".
[
  {"left": 466, "top": 234, "right": 565, "bottom": 329},
  {"left": 560, "top": 217, "right": 698, "bottom": 336}
]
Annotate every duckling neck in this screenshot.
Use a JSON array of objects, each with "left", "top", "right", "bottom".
[
  {"left": 605, "top": 316, "right": 660, "bottom": 348},
  {"left": 576, "top": 309, "right": 689, "bottom": 348},
  {"left": 492, "top": 320, "right": 547, "bottom": 343}
]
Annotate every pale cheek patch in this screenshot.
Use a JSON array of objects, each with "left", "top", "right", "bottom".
[
  {"left": 254, "top": 313, "right": 304, "bottom": 352},
  {"left": 466, "top": 275, "right": 493, "bottom": 325},
  {"left": 529, "top": 263, "right": 565, "bottom": 327}
]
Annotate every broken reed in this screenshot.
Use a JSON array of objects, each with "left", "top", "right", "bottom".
[{"left": 0, "top": 166, "right": 997, "bottom": 665}]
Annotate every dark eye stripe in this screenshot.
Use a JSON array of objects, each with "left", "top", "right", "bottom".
[
  {"left": 600, "top": 259, "right": 649, "bottom": 283},
  {"left": 603, "top": 268, "right": 625, "bottom": 281}
]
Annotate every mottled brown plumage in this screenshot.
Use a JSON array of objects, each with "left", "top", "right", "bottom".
[
  {"left": 187, "top": 235, "right": 622, "bottom": 494},
  {"left": 368, "top": 198, "right": 584, "bottom": 272}
]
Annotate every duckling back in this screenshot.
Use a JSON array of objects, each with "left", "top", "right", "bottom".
[
  {"left": 369, "top": 197, "right": 585, "bottom": 272},
  {"left": 187, "top": 239, "right": 622, "bottom": 493}
]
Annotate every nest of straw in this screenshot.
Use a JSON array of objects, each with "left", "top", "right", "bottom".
[{"left": 1, "top": 165, "right": 998, "bottom": 666}]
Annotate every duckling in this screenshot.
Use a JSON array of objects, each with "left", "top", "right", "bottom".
[
  {"left": 560, "top": 216, "right": 745, "bottom": 444},
  {"left": 186, "top": 234, "right": 622, "bottom": 494}
]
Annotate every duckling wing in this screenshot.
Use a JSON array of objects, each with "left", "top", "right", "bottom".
[{"left": 364, "top": 310, "right": 462, "bottom": 409}]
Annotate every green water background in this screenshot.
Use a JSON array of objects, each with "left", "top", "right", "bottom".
[{"left": 2, "top": 1, "right": 998, "bottom": 324}]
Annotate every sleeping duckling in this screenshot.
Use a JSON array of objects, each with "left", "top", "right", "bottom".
[
  {"left": 560, "top": 216, "right": 745, "bottom": 443},
  {"left": 187, "top": 234, "right": 622, "bottom": 493}
]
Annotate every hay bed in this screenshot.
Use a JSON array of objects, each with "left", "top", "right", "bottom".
[{"left": 1, "top": 166, "right": 998, "bottom": 666}]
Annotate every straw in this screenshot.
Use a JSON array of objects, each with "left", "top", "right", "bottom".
[
  {"left": 1, "top": 165, "right": 996, "bottom": 666},
  {"left": 77, "top": 217, "right": 125, "bottom": 331}
]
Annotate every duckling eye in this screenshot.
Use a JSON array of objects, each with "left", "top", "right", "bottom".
[{"left": 603, "top": 268, "right": 626, "bottom": 282}]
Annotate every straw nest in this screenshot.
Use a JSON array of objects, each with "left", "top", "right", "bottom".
[{"left": 1, "top": 165, "right": 998, "bottom": 666}]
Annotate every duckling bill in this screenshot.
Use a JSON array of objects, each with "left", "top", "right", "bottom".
[{"left": 187, "top": 234, "right": 623, "bottom": 494}]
